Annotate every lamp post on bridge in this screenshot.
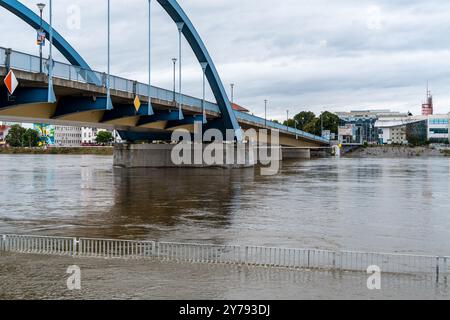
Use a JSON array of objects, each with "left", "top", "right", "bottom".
[
  {"left": 230, "top": 83, "right": 234, "bottom": 105},
  {"left": 147, "top": 0, "right": 154, "bottom": 115},
  {"left": 286, "top": 110, "right": 290, "bottom": 132},
  {"left": 36, "top": 3, "right": 46, "bottom": 74},
  {"left": 106, "top": 0, "right": 113, "bottom": 110},
  {"left": 47, "top": 0, "right": 56, "bottom": 103},
  {"left": 320, "top": 111, "right": 324, "bottom": 137},
  {"left": 176, "top": 22, "right": 185, "bottom": 120},
  {"left": 172, "top": 58, "right": 177, "bottom": 104},
  {"left": 264, "top": 99, "right": 268, "bottom": 127},
  {"left": 201, "top": 62, "right": 208, "bottom": 124}
]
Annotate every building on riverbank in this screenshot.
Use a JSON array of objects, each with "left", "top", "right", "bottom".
[
  {"left": 375, "top": 116, "right": 428, "bottom": 145},
  {"left": 82, "top": 127, "right": 103, "bottom": 144},
  {"left": 54, "top": 126, "right": 82, "bottom": 147},
  {"left": 82, "top": 127, "right": 123, "bottom": 145},
  {"left": 336, "top": 110, "right": 409, "bottom": 145},
  {"left": 422, "top": 89, "right": 434, "bottom": 116},
  {"left": 427, "top": 114, "right": 449, "bottom": 143}
]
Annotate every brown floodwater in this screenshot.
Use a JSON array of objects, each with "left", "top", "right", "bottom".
[
  {"left": 0, "top": 154, "right": 449, "bottom": 255},
  {"left": 0, "top": 154, "right": 449, "bottom": 299},
  {"left": 0, "top": 253, "right": 448, "bottom": 300}
]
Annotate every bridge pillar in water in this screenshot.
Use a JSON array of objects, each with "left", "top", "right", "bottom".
[
  {"left": 114, "top": 143, "right": 257, "bottom": 169},
  {"left": 281, "top": 147, "right": 311, "bottom": 160}
]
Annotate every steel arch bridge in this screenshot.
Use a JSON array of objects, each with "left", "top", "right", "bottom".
[
  {"left": 0, "top": 0, "right": 330, "bottom": 147},
  {"left": 0, "top": 0, "right": 241, "bottom": 138}
]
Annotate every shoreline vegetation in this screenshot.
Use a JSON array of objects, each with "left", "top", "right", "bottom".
[
  {"left": 346, "top": 145, "right": 450, "bottom": 158},
  {"left": 0, "top": 147, "right": 113, "bottom": 156},
  {"left": 0, "top": 145, "right": 449, "bottom": 158}
]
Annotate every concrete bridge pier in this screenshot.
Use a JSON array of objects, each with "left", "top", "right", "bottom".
[
  {"left": 114, "top": 143, "right": 257, "bottom": 169},
  {"left": 281, "top": 147, "right": 311, "bottom": 160}
]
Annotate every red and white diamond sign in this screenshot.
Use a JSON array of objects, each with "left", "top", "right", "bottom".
[{"left": 4, "top": 69, "right": 19, "bottom": 95}]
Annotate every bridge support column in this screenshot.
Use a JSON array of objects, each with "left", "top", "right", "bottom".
[
  {"left": 281, "top": 147, "right": 311, "bottom": 160},
  {"left": 114, "top": 143, "right": 256, "bottom": 169}
]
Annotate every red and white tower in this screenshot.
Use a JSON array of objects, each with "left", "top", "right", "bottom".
[{"left": 422, "top": 85, "right": 434, "bottom": 116}]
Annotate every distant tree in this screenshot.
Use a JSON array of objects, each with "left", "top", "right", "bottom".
[
  {"left": 282, "top": 110, "right": 339, "bottom": 136},
  {"left": 96, "top": 131, "right": 113, "bottom": 145},
  {"left": 5, "top": 125, "right": 26, "bottom": 147},
  {"left": 283, "top": 111, "right": 316, "bottom": 130},
  {"left": 294, "top": 111, "right": 316, "bottom": 131},
  {"left": 283, "top": 119, "right": 296, "bottom": 128},
  {"left": 319, "top": 111, "right": 340, "bottom": 134},
  {"left": 23, "top": 129, "right": 40, "bottom": 148},
  {"left": 303, "top": 118, "right": 321, "bottom": 136}
]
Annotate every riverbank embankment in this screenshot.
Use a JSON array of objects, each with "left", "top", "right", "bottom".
[
  {"left": 0, "top": 147, "right": 113, "bottom": 156},
  {"left": 346, "top": 145, "right": 450, "bottom": 158}
]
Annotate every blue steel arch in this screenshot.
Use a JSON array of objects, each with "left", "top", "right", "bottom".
[
  {"left": 156, "top": 0, "right": 241, "bottom": 137},
  {"left": 0, "top": 0, "right": 241, "bottom": 138}
]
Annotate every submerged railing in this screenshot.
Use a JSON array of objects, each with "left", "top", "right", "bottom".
[{"left": 1, "top": 234, "right": 448, "bottom": 279}]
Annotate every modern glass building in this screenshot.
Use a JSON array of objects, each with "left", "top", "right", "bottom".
[
  {"left": 427, "top": 115, "right": 449, "bottom": 143},
  {"left": 336, "top": 110, "right": 408, "bottom": 145}
]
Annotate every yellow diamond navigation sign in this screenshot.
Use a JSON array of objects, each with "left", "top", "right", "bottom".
[{"left": 134, "top": 96, "right": 141, "bottom": 112}]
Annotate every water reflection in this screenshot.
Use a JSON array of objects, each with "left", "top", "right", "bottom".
[
  {"left": 101, "top": 167, "right": 256, "bottom": 241},
  {"left": 0, "top": 155, "right": 450, "bottom": 256}
]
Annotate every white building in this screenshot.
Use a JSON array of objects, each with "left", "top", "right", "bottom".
[
  {"left": 336, "top": 110, "right": 410, "bottom": 145},
  {"left": 82, "top": 127, "right": 122, "bottom": 144},
  {"left": 375, "top": 116, "right": 427, "bottom": 145},
  {"left": 54, "top": 126, "right": 82, "bottom": 147},
  {"left": 82, "top": 127, "right": 103, "bottom": 144},
  {"left": 427, "top": 114, "right": 449, "bottom": 143},
  {"left": 0, "top": 124, "right": 10, "bottom": 145}
]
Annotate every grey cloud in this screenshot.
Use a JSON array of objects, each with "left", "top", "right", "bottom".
[{"left": 1, "top": 0, "right": 450, "bottom": 121}]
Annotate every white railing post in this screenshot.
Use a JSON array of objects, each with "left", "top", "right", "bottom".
[
  {"left": 1, "top": 234, "right": 6, "bottom": 252},
  {"left": 436, "top": 257, "right": 440, "bottom": 283},
  {"left": 73, "top": 238, "right": 78, "bottom": 256}
]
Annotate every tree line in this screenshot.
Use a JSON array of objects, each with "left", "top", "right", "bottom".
[
  {"left": 4, "top": 125, "right": 114, "bottom": 147},
  {"left": 5, "top": 125, "right": 40, "bottom": 148},
  {"left": 281, "top": 111, "right": 340, "bottom": 136}
]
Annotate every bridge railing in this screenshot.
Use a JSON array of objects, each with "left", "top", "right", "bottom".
[
  {"left": 1, "top": 234, "right": 448, "bottom": 279},
  {"left": 236, "top": 111, "right": 330, "bottom": 143},
  {"left": 0, "top": 47, "right": 221, "bottom": 114},
  {"left": 0, "top": 47, "right": 329, "bottom": 144}
]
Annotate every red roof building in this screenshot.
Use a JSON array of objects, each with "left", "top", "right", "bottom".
[{"left": 231, "top": 103, "right": 249, "bottom": 113}]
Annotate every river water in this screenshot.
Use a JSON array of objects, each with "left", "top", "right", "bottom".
[
  {"left": 1, "top": 154, "right": 450, "bottom": 300},
  {"left": 0, "top": 154, "right": 449, "bottom": 256}
]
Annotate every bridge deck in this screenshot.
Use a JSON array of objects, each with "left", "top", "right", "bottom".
[{"left": 0, "top": 47, "right": 329, "bottom": 146}]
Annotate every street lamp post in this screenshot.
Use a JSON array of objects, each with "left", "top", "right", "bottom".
[
  {"left": 264, "top": 99, "right": 268, "bottom": 127},
  {"left": 37, "top": 3, "right": 46, "bottom": 74},
  {"left": 321, "top": 112, "right": 324, "bottom": 137},
  {"left": 147, "top": 0, "right": 154, "bottom": 115},
  {"left": 172, "top": 58, "right": 177, "bottom": 103},
  {"left": 176, "top": 22, "right": 184, "bottom": 120},
  {"left": 47, "top": 0, "right": 56, "bottom": 103},
  {"left": 230, "top": 83, "right": 234, "bottom": 105},
  {"left": 286, "top": 110, "right": 289, "bottom": 132},
  {"left": 201, "top": 62, "right": 208, "bottom": 124},
  {"left": 106, "top": 0, "right": 113, "bottom": 110}
]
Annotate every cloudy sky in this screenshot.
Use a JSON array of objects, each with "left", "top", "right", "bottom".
[{"left": 2, "top": 0, "right": 450, "bottom": 121}]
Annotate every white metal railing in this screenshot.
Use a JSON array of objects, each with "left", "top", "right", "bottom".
[{"left": 1, "top": 234, "right": 448, "bottom": 279}]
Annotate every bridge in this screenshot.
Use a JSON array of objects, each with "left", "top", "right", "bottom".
[{"left": 0, "top": 0, "right": 329, "bottom": 167}]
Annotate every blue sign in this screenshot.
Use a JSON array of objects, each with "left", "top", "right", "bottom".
[{"left": 37, "top": 30, "right": 45, "bottom": 46}]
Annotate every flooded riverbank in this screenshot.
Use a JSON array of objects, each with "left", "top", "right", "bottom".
[
  {"left": 1, "top": 253, "right": 447, "bottom": 300},
  {"left": 0, "top": 155, "right": 449, "bottom": 255}
]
